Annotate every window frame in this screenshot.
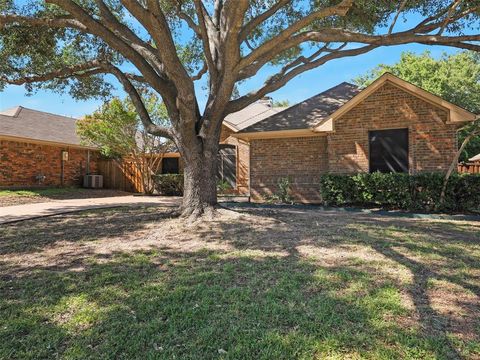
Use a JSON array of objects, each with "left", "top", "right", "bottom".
[
  {"left": 161, "top": 157, "right": 180, "bottom": 174},
  {"left": 218, "top": 144, "right": 237, "bottom": 189},
  {"left": 368, "top": 128, "right": 409, "bottom": 174}
]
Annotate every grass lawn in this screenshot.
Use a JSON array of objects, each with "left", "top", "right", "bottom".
[
  {"left": 0, "top": 188, "right": 129, "bottom": 207},
  {"left": 0, "top": 205, "right": 479, "bottom": 359}
]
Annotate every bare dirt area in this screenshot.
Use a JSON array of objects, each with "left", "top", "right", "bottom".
[
  {"left": 0, "top": 188, "right": 130, "bottom": 207},
  {"left": 0, "top": 204, "right": 479, "bottom": 359}
]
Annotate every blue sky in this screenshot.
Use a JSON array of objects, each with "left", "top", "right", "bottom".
[{"left": 0, "top": 10, "right": 470, "bottom": 118}]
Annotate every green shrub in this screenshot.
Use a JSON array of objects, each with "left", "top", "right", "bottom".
[
  {"left": 217, "top": 180, "right": 233, "bottom": 194},
  {"left": 263, "top": 177, "right": 294, "bottom": 204},
  {"left": 319, "top": 172, "right": 480, "bottom": 213},
  {"left": 153, "top": 174, "right": 184, "bottom": 196}
]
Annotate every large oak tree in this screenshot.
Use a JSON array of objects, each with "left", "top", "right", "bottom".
[{"left": 1, "top": 0, "right": 479, "bottom": 219}]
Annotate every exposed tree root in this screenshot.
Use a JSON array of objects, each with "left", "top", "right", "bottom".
[{"left": 179, "top": 203, "right": 226, "bottom": 225}]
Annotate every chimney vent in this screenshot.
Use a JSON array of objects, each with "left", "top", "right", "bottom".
[{"left": 258, "top": 96, "right": 273, "bottom": 107}]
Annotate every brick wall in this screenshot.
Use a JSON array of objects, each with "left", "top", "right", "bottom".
[
  {"left": 250, "top": 136, "right": 328, "bottom": 202},
  {"left": 0, "top": 139, "right": 99, "bottom": 187},
  {"left": 220, "top": 125, "right": 250, "bottom": 195},
  {"left": 328, "top": 82, "right": 458, "bottom": 174}
]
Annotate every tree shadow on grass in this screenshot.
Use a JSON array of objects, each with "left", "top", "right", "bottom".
[
  {"left": 0, "top": 206, "right": 175, "bottom": 256},
  {"left": 0, "top": 248, "right": 442, "bottom": 360},
  {"left": 215, "top": 206, "right": 480, "bottom": 359},
  {"left": 1, "top": 205, "right": 479, "bottom": 359}
]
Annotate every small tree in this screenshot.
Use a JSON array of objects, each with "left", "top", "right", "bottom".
[
  {"left": 77, "top": 97, "right": 171, "bottom": 194},
  {"left": 440, "top": 118, "right": 480, "bottom": 206}
]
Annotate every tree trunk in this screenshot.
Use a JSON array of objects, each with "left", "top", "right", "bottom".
[{"left": 180, "top": 139, "right": 219, "bottom": 220}]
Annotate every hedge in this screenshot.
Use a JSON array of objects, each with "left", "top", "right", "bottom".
[
  {"left": 153, "top": 174, "right": 184, "bottom": 196},
  {"left": 319, "top": 172, "right": 480, "bottom": 213}
]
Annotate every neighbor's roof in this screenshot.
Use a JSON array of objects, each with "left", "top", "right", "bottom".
[
  {"left": 470, "top": 153, "right": 480, "bottom": 162},
  {"left": 237, "top": 82, "right": 360, "bottom": 134},
  {"left": 0, "top": 106, "right": 92, "bottom": 148},
  {"left": 223, "top": 101, "right": 288, "bottom": 131}
]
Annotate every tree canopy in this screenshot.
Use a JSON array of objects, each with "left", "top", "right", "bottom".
[{"left": 355, "top": 51, "right": 480, "bottom": 161}]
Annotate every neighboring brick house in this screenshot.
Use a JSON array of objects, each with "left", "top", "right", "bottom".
[
  {"left": 0, "top": 106, "right": 99, "bottom": 187},
  {"left": 234, "top": 73, "right": 477, "bottom": 202},
  {"left": 0, "top": 101, "right": 285, "bottom": 191}
]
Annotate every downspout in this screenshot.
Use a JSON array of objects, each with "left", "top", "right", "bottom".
[
  {"left": 60, "top": 151, "right": 65, "bottom": 186},
  {"left": 86, "top": 150, "right": 91, "bottom": 175}
]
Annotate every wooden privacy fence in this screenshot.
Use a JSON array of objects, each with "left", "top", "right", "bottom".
[
  {"left": 97, "top": 154, "right": 181, "bottom": 193},
  {"left": 458, "top": 163, "right": 480, "bottom": 174},
  {"left": 97, "top": 160, "right": 144, "bottom": 193}
]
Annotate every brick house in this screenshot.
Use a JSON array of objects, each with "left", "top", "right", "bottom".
[
  {"left": 2, "top": 73, "right": 476, "bottom": 200},
  {"left": 233, "top": 73, "right": 477, "bottom": 202},
  {"left": 0, "top": 106, "right": 99, "bottom": 187}
]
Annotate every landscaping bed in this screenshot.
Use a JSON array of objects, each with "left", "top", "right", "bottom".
[{"left": 0, "top": 205, "right": 479, "bottom": 359}]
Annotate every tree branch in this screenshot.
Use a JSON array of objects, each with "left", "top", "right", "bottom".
[
  {"left": 437, "top": 0, "right": 463, "bottom": 35},
  {"left": 193, "top": 0, "right": 219, "bottom": 83},
  {"left": 228, "top": 45, "right": 377, "bottom": 114},
  {"left": 45, "top": 0, "right": 175, "bottom": 101},
  {"left": 191, "top": 62, "right": 208, "bottom": 81},
  {"left": 388, "top": 0, "right": 409, "bottom": 35},
  {"left": 0, "top": 60, "right": 107, "bottom": 85},
  {"left": 237, "top": 0, "right": 355, "bottom": 69},
  {"left": 106, "top": 65, "right": 174, "bottom": 140},
  {"left": 239, "top": 0, "right": 291, "bottom": 41},
  {"left": 0, "top": 13, "right": 86, "bottom": 30},
  {"left": 173, "top": 1, "right": 200, "bottom": 35}
]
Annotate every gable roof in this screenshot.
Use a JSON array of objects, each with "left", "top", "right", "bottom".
[
  {"left": 237, "top": 82, "right": 360, "bottom": 136},
  {"left": 313, "top": 73, "right": 476, "bottom": 132},
  {"left": 223, "top": 100, "right": 288, "bottom": 132},
  {"left": 0, "top": 106, "right": 93, "bottom": 148}
]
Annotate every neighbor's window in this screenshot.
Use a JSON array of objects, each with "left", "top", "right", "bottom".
[
  {"left": 369, "top": 128, "right": 409, "bottom": 173},
  {"left": 161, "top": 157, "right": 180, "bottom": 174},
  {"left": 218, "top": 144, "right": 237, "bottom": 188}
]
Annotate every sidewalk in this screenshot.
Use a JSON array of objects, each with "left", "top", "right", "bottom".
[{"left": 0, "top": 196, "right": 181, "bottom": 224}]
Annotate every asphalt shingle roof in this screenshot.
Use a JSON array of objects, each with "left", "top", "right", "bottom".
[
  {"left": 223, "top": 101, "right": 287, "bottom": 131},
  {"left": 238, "top": 82, "right": 361, "bottom": 133},
  {"left": 0, "top": 101, "right": 285, "bottom": 147},
  {"left": 0, "top": 106, "right": 83, "bottom": 146}
]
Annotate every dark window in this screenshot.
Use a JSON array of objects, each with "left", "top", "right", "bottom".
[
  {"left": 218, "top": 145, "right": 237, "bottom": 188},
  {"left": 162, "top": 157, "right": 179, "bottom": 174},
  {"left": 369, "top": 128, "right": 409, "bottom": 173}
]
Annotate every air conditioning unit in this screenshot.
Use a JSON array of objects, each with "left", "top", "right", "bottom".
[{"left": 83, "top": 174, "right": 103, "bottom": 189}]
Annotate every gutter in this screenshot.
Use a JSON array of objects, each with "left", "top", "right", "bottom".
[{"left": 0, "top": 134, "right": 98, "bottom": 150}]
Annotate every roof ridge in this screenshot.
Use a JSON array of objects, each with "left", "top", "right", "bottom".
[
  {"left": 233, "top": 107, "right": 276, "bottom": 127},
  {"left": 260, "top": 82, "right": 357, "bottom": 120},
  {"left": 238, "top": 81, "right": 359, "bottom": 133},
  {"left": 19, "top": 106, "right": 79, "bottom": 120}
]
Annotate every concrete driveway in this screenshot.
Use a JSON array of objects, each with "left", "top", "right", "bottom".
[{"left": 0, "top": 195, "right": 181, "bottom": 225}]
